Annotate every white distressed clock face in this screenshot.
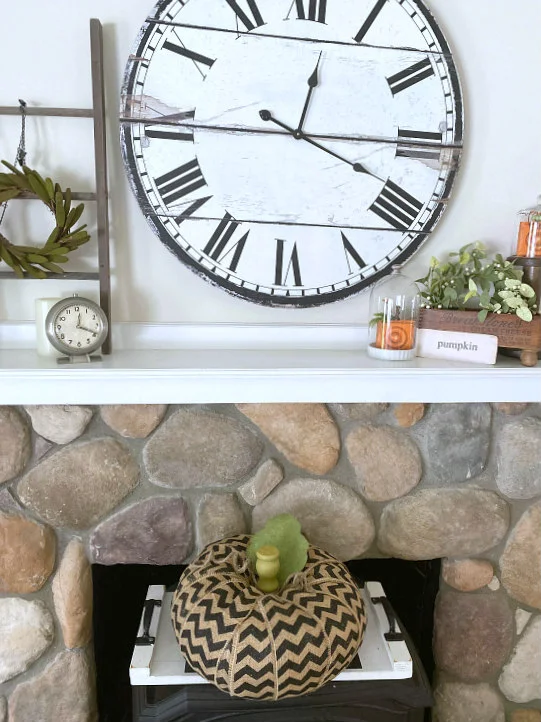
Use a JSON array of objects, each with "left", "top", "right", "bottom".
[{"left": 121, "top": 0, "right": 463, "bottom": 306}]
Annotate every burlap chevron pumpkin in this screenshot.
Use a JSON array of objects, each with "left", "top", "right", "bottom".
[{"left": 171, "top": 534, "right": 367, "bottom": 700}]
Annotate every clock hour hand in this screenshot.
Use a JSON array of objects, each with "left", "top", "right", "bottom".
[
  {"left": 295, "top": 51, "right": 322, "bottom": 138},
  {"left": 259, "top": 110, "right": 379, "bottom": 177}
]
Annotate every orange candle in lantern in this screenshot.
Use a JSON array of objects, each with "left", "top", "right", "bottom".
[
  {"left": 516, "top": 220, "right": 541, "bottom": 258},
  {"left": 375, "top": 320, "right": 416, "bottom": 350}
]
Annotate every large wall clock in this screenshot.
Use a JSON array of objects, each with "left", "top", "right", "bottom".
[{"left": 121, "top": 0, "right": 463, "bottom": 306}]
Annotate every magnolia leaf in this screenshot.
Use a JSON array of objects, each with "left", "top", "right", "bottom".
[
  {"left": 520, "top": 283, "right": 536, "bottom": 299},
  {"left": 517, "top": 306, "right": 533, "bottom": 322},
  {"left": 247, "top": 514, "right": 309, "bottom": 587}
]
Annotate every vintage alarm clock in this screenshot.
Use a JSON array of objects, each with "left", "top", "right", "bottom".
[{"left": 45, "top": 294, "right": 108, "bottom": 362}]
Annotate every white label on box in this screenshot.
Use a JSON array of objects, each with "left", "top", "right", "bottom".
[{"left": 417, "top": 329, "right": 498, "bottom": 365}]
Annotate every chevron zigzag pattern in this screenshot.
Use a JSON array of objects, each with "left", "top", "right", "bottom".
[{"left": 171, "top": 534, "right": 366, "bottom": 700}]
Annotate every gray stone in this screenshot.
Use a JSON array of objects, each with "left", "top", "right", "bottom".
[
  {"left": 53, "top": 539, "right": 93, "bottom": 649},
  {"left": 197, "top": 493, "right": 246, "bottom": 549},
  {"left": 511, "top": 711, "right": 541, "bottom": 722},
  {"left": 0, "top": 598, "right": 54, "bottom": 683},
  {"left": 496, "top": 418, "right": 541, "bottom": 498},
  {"left": 237, "top": 459, "right": 284, "bottom": 505},
  {"left": 441, "top": 558, "right": 494, "bottom": 592},
  {"left": 24, "top": 405, "right": 93, "bottom": 445},
  {"left": 0, "top": 697, "right": 5, "bottom": 722},
  {"left": 0, "top": 407, "right": 31, "bottom": 484},
  {"left": 427, "top": 404, "right": 491, "bottom": 482},
  {"left": 328, "top": 403, "right": 388, "bottom": 421},
  {"left": 378, "top": 489, "right": 509, "bottom": 560},
  {"left": 0, "top": 486, "right": 22, "bottom": 511},
  {"left": 500, "top": 501, "right": 541, "bottom": 610},
  {"left": 237, "top": 403, "right": 340, "bottom": 475},
  {"left": 499, "top": 616, "right": 541, "bottom": 703},
  {"left": 434, "top": 591, "right": 513, "bottom": 682},
  {"left": 434, "top": 683, "right": 504, "bottom": 722},
  {"left": 32, "top": 435, "right": 54, "bottom": 462},
  {"left": 144, "top": 409, "right": 263, "bottom": 488},
  {"left": 17, "top": 438, "right": 139, "bottom": 530},
  {"left": 252, "top": 478, "right": 375, "bottom": 561},
  {"left": 0, "top": 511, "right": 56, "bottom": 593},
  {"left": 8, "top": 648, "right": 97, "bottom": 722},
  {"left": 487, "top": 576, "right": 500, "bottom": 591},
  {"left": 90, "top": 496, "right": 193, "bottom": 565},
  {"left": 346, "top": 425, "right": 422, "bottom": 501},
  {"left": 100, "top": 404, "right": 167, "bottom": 438}
]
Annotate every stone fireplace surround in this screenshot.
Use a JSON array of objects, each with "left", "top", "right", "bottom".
[{"left": 0, "top": 402, "right": 540, "bottom": 722}]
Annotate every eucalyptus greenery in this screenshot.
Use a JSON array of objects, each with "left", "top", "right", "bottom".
[{"left": 416, "top": 242, "right": 537, "bottom": 322}]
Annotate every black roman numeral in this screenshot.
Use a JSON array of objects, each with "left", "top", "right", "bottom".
[
  {"left": 225, "top": 0, "right": 265, "bottom": 30},
  {"left": 145, "top": 127, "right": 194, "bottom": 142},
  {"left": 354, "top": 0, "right": 386, "bottom": 43},
  {"left": 295, "top": 0, "right": 327, "bottom": 23},
  {"left": 163, "top": 40, "right": 215, "bottom": 68},
  {"left": 341, "top": 233, "right": 367, "bottom": 274},
  {"left": 203, "top": 213, "right": 249, "bottom": 272},
  {"left": 275, "top": 240, "right": 302, "bottom": 286},
  {"left": 387, "top": 58, "right": 434, "bottom": 95},
  {"left": 155, "top": 159, "right": 207, "bottom": 206},
  {"left": 175, "top": 196, "right": 211, "bottom": 225},
  {"left": 396, "top": 129, "right": 443, "bottom": 161},
  {"left": 370, "top": 180, "right": 423, "bottom": 231}
]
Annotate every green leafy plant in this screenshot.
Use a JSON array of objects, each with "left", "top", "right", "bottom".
[
  {"left": 416, "top": 242, "right": 537, "bottom": 322},
  {"left": 247, "top": 514, "right": 309, "bottom": 587}
]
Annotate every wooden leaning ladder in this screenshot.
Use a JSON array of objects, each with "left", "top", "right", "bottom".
[{"left": 0, "top": 19, "right": 112, "bottom": 354}]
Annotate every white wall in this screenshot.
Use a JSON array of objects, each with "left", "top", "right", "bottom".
[{"left": 0, "top": 0, "right": 540, "bottom": 324}]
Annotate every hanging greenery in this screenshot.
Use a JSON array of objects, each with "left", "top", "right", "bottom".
[{"left": 0, "top": 160, "right": 91, "bottom": 278}]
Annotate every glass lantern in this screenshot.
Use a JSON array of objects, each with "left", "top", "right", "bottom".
[
  {"left": 367, "top": 267, "right": 420, "bottom": 361},
  {"left": 515, "top": 197, "right": 541, "bottom": 258}
]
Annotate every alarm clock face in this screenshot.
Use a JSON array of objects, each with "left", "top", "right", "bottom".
[
  {"left": 46, "top": 298, "right": 108, "bottom": 356},
  {"left": 121, "top": 0, "right": 463, "bottom": 306}
]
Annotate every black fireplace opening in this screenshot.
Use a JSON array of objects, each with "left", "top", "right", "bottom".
[{"left": 92, "top": 558, "right": 440, "bottom": 722}]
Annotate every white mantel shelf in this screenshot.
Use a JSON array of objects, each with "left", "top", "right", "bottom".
[{"left": 0, "top": 322, "right": 539, "bottom": 404}]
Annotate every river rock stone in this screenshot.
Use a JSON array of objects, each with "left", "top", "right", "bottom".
[
  {"left": 378, "top": 489, "right": 509, "bottom": 560},
  {"left": 511, "top": 711, "right": 541, "bottom": 722},
  {"left": 237, "top": 403, "right": 340, "bottom": 475},
  {"left": 0, "top": 697, "right": 5, "bottom": 722},
  {"left": 90, "top": 496, "right": 192, "bottom": 564},
  {"left": 499, "top": 616, "right": 541, "bottom": 702},
  {"left": 393, "top": 403, "right": 425, "bottom": 427},
  {"left": 24, "top": 405, "right": 93, "bottom": 445},
  {"left": 0, "top": 511, "right": 56, "bottom": 593},
  {"left": 145, "top": 409, "right": 262, "bottom": 488},
  {"left": 0, "top": 487, "right": 21, "bottom": 511},
  {"left": 197, "top": 493, "right": 246, "bottom": 549},
  {"left": 8, "top": 648, "right": 96, "bottom": 722},
  {"left": 500, "top": 501, "right": 541, "bottom": 609},
  {"left": 496, "top": 418, "right": 541, "bottom": 498},
  {"left": 328, "top": 403, "right": 388, "bottom": 421},
  {"left": 441, "top": 558, "right": 494, "bottom": 592},
  {"left": 434, "top": 591, "right": 513, "bottom": 682},
  {"left": 238, "top": 459, "right": 284, "bottom": 505},
  {"left": 252, "top": 478, "right": 375, "bottom": 560},
  {"left": 0, "top": 407, "right": 31, "bottom": 483},
  {"left": 52, "top": 539, "right": 92, "bottom": 648},
  {"left": 434, "top": 683, "right": 504, "bottom": 722},
  {"left": 100, "top": 404, "right": 167, "bottom": 438},
  {"left": 346, "top": 425, "right": 422, "bottom": 501},
  {"left": 516, "top": 608, "right": 533, "bottom": 635},
  {"left": 17, "top": 438, "right": 139, "bottom": 530},
  {"left": 427, "top": 404, "right": 491, "bottom": 482},
  {"left": 494, "top": 402, "right": 529, "bottom": 415},
  {"left": 0, "top": 598, "right": 54, "bottom": 683}
]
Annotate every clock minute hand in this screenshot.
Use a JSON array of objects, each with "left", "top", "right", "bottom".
[
  {"left": 259, "top": 110, "right": 379, "bottom": 178},
  {"left": 295, "top": 51, "right": 322, "bottom": 137}
]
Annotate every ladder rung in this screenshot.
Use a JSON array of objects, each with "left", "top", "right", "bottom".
[
  {"left": 0, "top": 271, "right": 100, "bottom": 280},
  {"left": 0, "top": 107, "right": 93, "bottom": 119}
]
